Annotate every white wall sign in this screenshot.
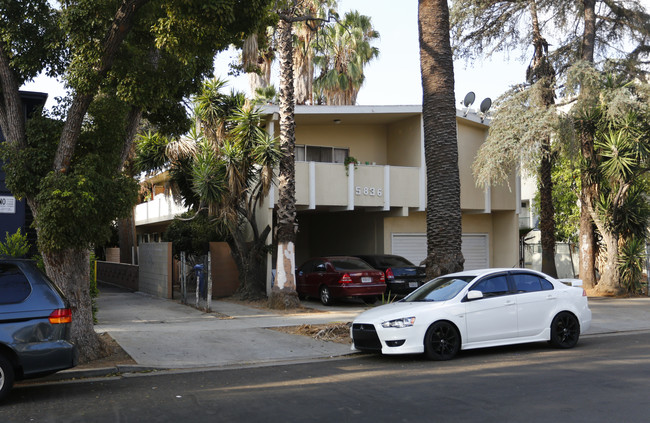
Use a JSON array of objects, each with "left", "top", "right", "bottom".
[{"left": 0, "top": 196, "right": 16, "bottom": 214}]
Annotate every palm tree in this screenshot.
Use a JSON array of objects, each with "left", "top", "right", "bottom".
[
  {"left": 313, "top": 11, "right": 379, "bottom": 105},
  {"left": 292, "top": 0, "right": 336, "bottom": 104},
  {"left": 271, "top": 12, "right": 301, "bottom": 308},
  {"left": 418, "top": 0, "right": 464, "bottom": 277}
]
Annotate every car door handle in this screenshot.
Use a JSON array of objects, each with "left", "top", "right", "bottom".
[{"left": 505, "top": 300, "right": 515, "bottom": 305}]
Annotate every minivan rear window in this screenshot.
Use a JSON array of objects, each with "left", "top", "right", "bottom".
[{"left": 0, "top": 264, "right": 32, "bottom": 304}]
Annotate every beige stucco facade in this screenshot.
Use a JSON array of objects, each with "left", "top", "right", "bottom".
[
  {"left": 133, "top": 105, "right": 519, "bottom": 293},
  {"left": 259, "top": 105, "right": 519, "bottom": 293}
]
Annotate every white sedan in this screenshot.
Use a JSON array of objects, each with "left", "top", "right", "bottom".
[{"left": 351, "top": 268, "right": 592, "bottom": 360}]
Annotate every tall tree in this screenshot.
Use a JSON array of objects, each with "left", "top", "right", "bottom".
[
  {"left": 270, "top": 1, "right": 335, "bottom": 308},
  {"left": 452, "top": 0, "right": 560, "bottom": 277},
  {"left": 453, "top": 0, "right": 650, "bottom": 287},
  {"left": 313, "top": 10, "right": 380, "bottom": 105},
  {"left": 272, "top": 9, "right": 301, "bottom": 308},
  {"left": 567, "top": 66, "right": 650, "bottom": 294},
  {"left": 137, "top": 85, "right": 280, "bottom": 299},
  {"left": 419, "top": 0, "right": 464, "bottom": 278},
  {"left": 0, "top": 0, "right": 271, "bottom": 361}
]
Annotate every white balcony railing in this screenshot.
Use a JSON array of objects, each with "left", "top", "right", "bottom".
[
  {"left": 134, "top": 194, "right": 188, "bottom": 225},
  {"left": 277, "top": 162, "right": 423, "bottom": 211}
]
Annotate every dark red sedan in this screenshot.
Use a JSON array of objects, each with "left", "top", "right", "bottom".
[{"left": 296, "top": 256, "right": 386, "bottom": 305}]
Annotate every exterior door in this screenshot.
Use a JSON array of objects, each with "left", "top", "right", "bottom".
[
  {"left": 464, "top": 274, "right": 517, "bottom": 343},
  {"left": 511, "top": 272, "right": 558, "bottom": 337}
]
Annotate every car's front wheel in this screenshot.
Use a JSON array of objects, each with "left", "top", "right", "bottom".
[
  {"left": 424, "top": 321, "right": 460, "bottom": 361},
  {"left": 549, "top": 311, "right": 580, "bottom": 349},
  {"left": 0, "top": 353, "right": 15, "bottom": 402},
  {"left": 319, "top": 285, "right": 333, "bottom": 306}
]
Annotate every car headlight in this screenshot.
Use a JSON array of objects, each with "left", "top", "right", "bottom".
[{"left": 381, "top": 317, "right": 416, "bottom": 328}]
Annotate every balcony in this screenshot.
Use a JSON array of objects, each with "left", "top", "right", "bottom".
[
  {"left": 273, "top": 162, "right": 424, "bottom": 212},
  {"left": 134, "top": 194, "right": 188, "bottom": 226}
]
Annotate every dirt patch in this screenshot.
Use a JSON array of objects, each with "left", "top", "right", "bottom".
[
  {"left": 270, "top": 323, "right": 352, "bottom": 344},
  {"left": 76, "top": 332, "right": 136, "bottom": 369}
]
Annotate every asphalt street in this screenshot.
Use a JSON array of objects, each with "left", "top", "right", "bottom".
[{"left": 4, "top": 330, "right": 650, "bottom": 423}]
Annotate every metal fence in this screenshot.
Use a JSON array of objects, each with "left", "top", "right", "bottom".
[{"left": 178, "top": 251, "right": 212, "bottom": 312}]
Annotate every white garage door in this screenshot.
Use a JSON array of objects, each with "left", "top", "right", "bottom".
[{"left": 392, "top": 233, "right": 489, "bottom": 270}]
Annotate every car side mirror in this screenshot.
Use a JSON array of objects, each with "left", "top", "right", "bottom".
[{"left": 467, "top": 290, "right": 484, "bottom": 301}]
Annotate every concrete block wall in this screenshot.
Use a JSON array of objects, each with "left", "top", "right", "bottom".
[
  {"left": 139, "top": 242, "right": 172, "bottom": 298},
  {"left": 96, "top": 261, "right": 139, "bottom": 291}
]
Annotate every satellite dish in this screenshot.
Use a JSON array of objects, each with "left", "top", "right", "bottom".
[
  {"left": 462, "top": 92, "right": 476, "bottom": 107},
  {"left": 480, "top": 97, "right": 492, "bottom": 114}
]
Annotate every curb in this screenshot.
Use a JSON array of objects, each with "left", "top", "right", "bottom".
[{"left": 26, "top": 365, "right": 168, "bottom": 383}]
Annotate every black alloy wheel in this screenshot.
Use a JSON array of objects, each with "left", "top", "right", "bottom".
[
  {"left": 424, "top": 321, "right": 460, "bottom": 360},
  {"left": 319, "top": 285, "right": 333, "bottom": 306},
  {"left": 549, "top": 312, "right": 580, "bottom": 348}
]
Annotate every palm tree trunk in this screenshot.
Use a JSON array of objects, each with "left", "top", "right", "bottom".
[
  {"left": 270, "top": 16, "right": 300, "bottom": 309},
  {"left": 418, "top": 0, "right": 464, "bottom": 278}
]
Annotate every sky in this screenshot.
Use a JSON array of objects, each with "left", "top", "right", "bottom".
[{"left": 22, "top": 0, "right": 650, "bottom": 112}]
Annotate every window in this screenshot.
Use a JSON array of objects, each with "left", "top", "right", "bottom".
[
  {"left": 512, "top": 273, "right": 555, "bottom": 293},
  {"left": 0, "top": 264, "right": 32, "bottom": 305},
  {"left": 513, "top": 274, "right": 542, "bottom": 292},
  {"left": 472, "top": 275, "right": 509, "bottom": 297},
  {"left": 296, "top": 145, "right": 349, "bottom": 163}
]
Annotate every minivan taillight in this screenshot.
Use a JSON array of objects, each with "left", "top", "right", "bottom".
[
  {"left": 339, "top": 273, "right": 353, "bottom": 283},
  {"left": 49, "top": 308, "right": 72, "bottom": 324},
  {"left": 385, "top": 268, "right": 394, "bottom": 281}
]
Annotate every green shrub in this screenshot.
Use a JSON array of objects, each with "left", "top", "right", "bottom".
[{"left": 0, "top": 228, "right": 30, "bottom": 258}]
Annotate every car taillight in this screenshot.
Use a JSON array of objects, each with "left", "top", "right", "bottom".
[
  {"left": 582, "top": 289, "right": 587, "bottom": 297},
  {"left": 380, "top": 273, "right": 385, "bottom": 283},
  {"left": 385, "top": 268, "right": 394, "bottom": 281},
  {"left": 49, "top": 308, "right": 72, "bottom": 324},
  {"left": 339, "top": 273, "right": 353, "bottom": 284}
]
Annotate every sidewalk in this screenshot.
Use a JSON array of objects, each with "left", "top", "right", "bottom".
[
  {"left": 53, "top": 284, "right": 650, "bottom": 380},
  {"left": 93, "top": 284, "right": 361, "bottom": 368}
]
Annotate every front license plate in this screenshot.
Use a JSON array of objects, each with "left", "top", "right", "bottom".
[
  {"left": 361, "top": 277, "right": 372, "bottom": 283},
  {"left": 409, "top": 282, "right": 418, "bottom": 288}
]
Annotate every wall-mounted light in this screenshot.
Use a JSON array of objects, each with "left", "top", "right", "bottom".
[{"left": 333, "top": 119, "right": 341, "bottom": 124}]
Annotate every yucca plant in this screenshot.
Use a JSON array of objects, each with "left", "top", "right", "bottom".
[{"left": 618, "top": 236, "right": 646, "bottom": 295}]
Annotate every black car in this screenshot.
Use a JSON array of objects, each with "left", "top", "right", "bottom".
[
  {"left": 0, "top": 259, "right": 77, "bottom": 401},
  {"left": 353, "top": 254, "right": 427, "bottom": 296}
]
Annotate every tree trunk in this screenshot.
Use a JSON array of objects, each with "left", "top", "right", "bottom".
[
  {"left": 0, "top": 44, "right": 25, "bottom": 149},
  {"left": 528, "top": 1, "right": 558, "bottom": 278},
  {"left": 595, "top": 231, "right": 622, "bottom": 295},
  {"left": 418, "top": 0, "right": 464, "bottom": 278},
  {"left": 118, "top": 215, "right": 137, "bottom": 264},
  {"left": 42, "top": 248, "right": 109, "bottom": 363},
  {"left": 578, "top": 0, "right": 598, "bottom": 289},
  {"left": 232, "top": 223, "right": 270, "bottom": 300},
  {"left": 539, "top": 148, "right": 557, "bottom": 277},
  {"left": 270, "top": 17, "right": 300, "bottom": 309}
]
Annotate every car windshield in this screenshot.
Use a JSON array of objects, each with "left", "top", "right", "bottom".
[
  {"left": 330, "top": 258, "right": 374, "bottom": 270},
  {"left": 376, "top": 256, "right": 414, "bottom": 267},
  {"left": 403, "top": 275, "right": 476, "bottom": 302}
]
